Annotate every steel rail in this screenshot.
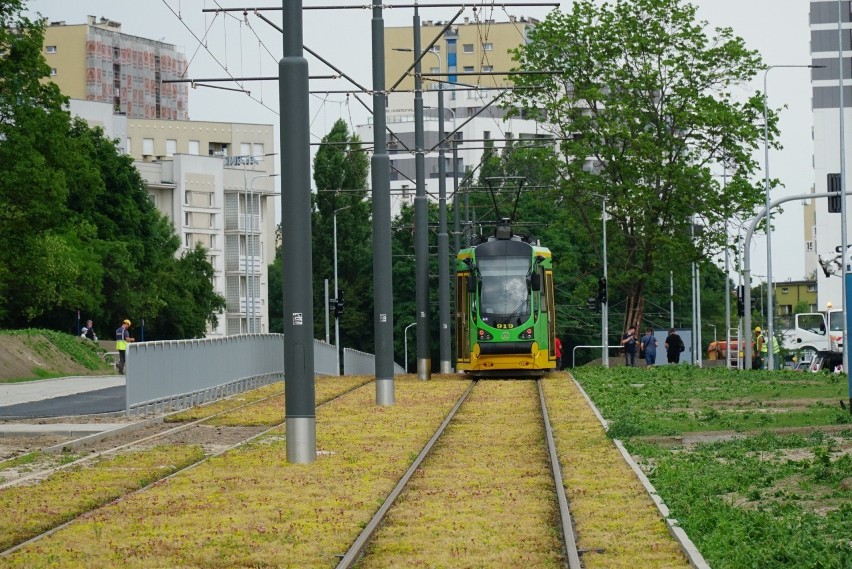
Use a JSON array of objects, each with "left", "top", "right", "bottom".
[
  {"left": 335, "top": 379, "right": 478, "bottom": 569},
  {"left": 537, "top": 379, "right": 582, "bottom": 569},
  {"left": 0, "top": 380, "right": 374, "bottom": 557}
]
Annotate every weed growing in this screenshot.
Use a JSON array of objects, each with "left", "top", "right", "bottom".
[
  {"left": 543, "top": 376, "right": 689, "bottom": 568},
  {"left": 360, "top": 381, "right": 564, "bottom": 568}
]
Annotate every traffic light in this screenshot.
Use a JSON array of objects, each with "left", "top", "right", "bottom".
[
  {"left": 334, "top": 290, "right": 344, "bottom": 318},
  {"left": 736, "top": 285, "right": 745, "bottom": 317},
  {"left": 597, "top": 277, "right": 607, "bottom": 305},
  {"left": 828, "top": 173, "right": 842, "bottom": 213},
  {"left": 587, "top": 296, "right": 599, "bottom": 312}
]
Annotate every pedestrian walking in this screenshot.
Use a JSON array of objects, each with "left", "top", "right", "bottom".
[
  {"left": 554, "top": 336, "right": 563, "bottom": 370},
  {"left": 80, "top": 319, "right": 97, "bottom": 342},
  {"left": 641, "top": 327, "right": 658, "bottom": 366},
  {"left": 665, "top": 328, "right": 684, "bottom": 364},
  {"left": 115, "top": 319, "right": 135, "bottom": 374},
  {"left": 621, "top": 325, "right": 638, "bottom": 366}
]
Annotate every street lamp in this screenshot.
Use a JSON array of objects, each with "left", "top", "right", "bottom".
[
  {"left": 248, "top": 173, "right": 278, "bottom": 333},
  {"left": 404, "top": 322, "right": 416, "bottom": 373},
  {"left": 762, "top": 64, "right": 822, "bottom": 369},
  {"left": 590, "top": 193, "right": 609, "bottom": 367}
]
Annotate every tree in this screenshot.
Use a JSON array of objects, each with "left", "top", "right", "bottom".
[
  {"left": 510, "top": 0, "right": 772, "bottom": 331},
  {"left": 0, "top": 2, "right": 223, "bottom": 337},
  {"left": 310, "top": 119, "right": 372, "bottom": 350}
]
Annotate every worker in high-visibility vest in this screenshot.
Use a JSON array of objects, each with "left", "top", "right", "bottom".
[
  {"left": 753, "top": 327, "right": 764, "bottom": 370},
  {"left": 115, "top": 319, "right": 135, "bottom": 374},
  {"left": 755, "top": 326, "right": 780, "bottom": 370}
]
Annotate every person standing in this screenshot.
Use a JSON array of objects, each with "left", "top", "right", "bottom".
[
  {"left": 80, "top": 319, "right": 97, "bottom": 342},
  {"left": 115, "top": 319, "right": 135, "bottom": 374},
  {"left": 665, "top": 328, "right": 684, "bottom": 364},
  {"left": 754, "top": 326, "right": 765, "bottom": 370},
  {"left": 554, "top": 336, "right": 563, "bottom": 370},
  {"left": 621, "top": 325, "right": 638, "bottom": 366},
  {"left": 641, "top": 327, "right": 658, "bottom": 366}
]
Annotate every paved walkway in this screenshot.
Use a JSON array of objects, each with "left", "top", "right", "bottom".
[
  {"left": 0, "top": 376, "right": 127, "bottom": 423},
  {"left": 0, "top": 376, "right": 125, "bottom": 407}
]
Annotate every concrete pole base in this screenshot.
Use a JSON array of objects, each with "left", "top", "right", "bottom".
[
  {"left": 417, "top": 358, "right": 431, "bottom": 381},
  {"left": 376, "top": 378, "right": 395, "bottom": 406},
  {"left": 285, "top": 417, "right": 316, "bottom": 464},
  {"left": 439, "top": 361, "right": 453, "bottom": 374}
]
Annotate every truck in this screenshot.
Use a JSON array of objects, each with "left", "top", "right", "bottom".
[{"left": 782, "top": 308, "right": 844, "bottom": 371}]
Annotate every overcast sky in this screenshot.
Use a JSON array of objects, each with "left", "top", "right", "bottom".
[{"left": 26, "top": 0, "right": 817, "bottom": 282}]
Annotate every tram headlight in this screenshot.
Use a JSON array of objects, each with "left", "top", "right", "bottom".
[
  {"left": 519, "top": 327, "right": 534, "bottom": 339},
  {"left": 478, "top": 329, "right": 493, "bottom": 341}
]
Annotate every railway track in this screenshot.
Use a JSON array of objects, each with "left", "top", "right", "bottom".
[
  {"left": 0, "top": 377, "right": 372, "bottom": 557},
  {"left": 336, "top": 379, "right": 582, "bottom": 569}
]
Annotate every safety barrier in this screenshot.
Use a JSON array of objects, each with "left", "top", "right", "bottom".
[
  {"left": 126, "top": 334, "right": 284, "bottom": 416},
  {"left": 314, "top": 338, "right": 339, "bottom": 376},
  {"left": 343, "top": 348, "right": 406, "bottom": 376},
  {"left": 126, "top": 335, "right": 399, "bottom": 415}
]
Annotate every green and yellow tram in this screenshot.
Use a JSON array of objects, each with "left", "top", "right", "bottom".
[{"left": 455, "top": 219, "right": 558, "bottom": 377}]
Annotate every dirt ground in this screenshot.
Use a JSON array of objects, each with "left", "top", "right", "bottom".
[{"left": 0, "top": 335, "right": 112, "bottom": 382}]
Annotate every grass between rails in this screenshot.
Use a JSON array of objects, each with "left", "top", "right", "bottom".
[
  {"left": 358, "top": 380, "right": 563, "bottom": 568},
  {"left": 3, "top": 376, "right": 471, "bottom": 568},
  {"left": 0, "top": 445, "right": 204, "bottom": 552},
  {"left": 166, "top": 376, "right": 374, "bottom": 427},
  {"left": 543, "top": 373, "right": 689, "bottom": 569},
  {"left": 573, "top": 366, "right": 852, "bottom": 567}
]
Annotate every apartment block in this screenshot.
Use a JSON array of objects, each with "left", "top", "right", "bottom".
[
  {"left": 385, "top": 16, "right": 538, "bottom": 91},
  {"left": 43, "top": 15, "right": 188, "bottom": 119}
]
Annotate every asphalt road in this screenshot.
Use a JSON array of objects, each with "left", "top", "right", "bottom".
[{"left": 0, "top": 385, "right": 126, "bottom": 419}]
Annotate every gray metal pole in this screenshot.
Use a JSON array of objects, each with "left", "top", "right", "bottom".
[
  {"left": 413, "top": 8, "right": 432, "bottom": 380},
  {"left": 243, "top": 163, "right": 250, "bottom": 333},
  {"left": 372, "top": 0, "right": 395, "bottom": 403},
  {"left": 601, "top": 196, "right": 609, "bottom": 367},
  {"left": 697, "top": 265, "right": 703, "bottom": 368},
  {"left": 838, "top": 0, "right": 850, "bottom": 393},
  {"left": 280, "top": 0, "right": 315, "bottom": 463},
  {"left": 437, "top": 82, "right": 452, "bottom": 374},
  {"left": 333, "top": 211, "right": 341, "bottom": 376},
  {"left": 452, "top": 141, "right": 460, "bottom": 253},
  {"left": 324, "top": 278, "right": 330, "bottom": 344},
  {"left": 670, "top": 271, "right": 674, "bottom": 330},
  {"left": 404, "top": 322, "right": 416, "bottom": 373}
]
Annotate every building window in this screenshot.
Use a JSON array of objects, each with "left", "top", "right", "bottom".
[
  {"left": 781, "top": 287, "right": 789, "bottom": 294},
  {"left": 462, "top": 43, "right": 474, "bottom": 53},
  {"left": 166, "top": 139, "right": 177, "bottom": 157},
  {"left": 463, "top": 66, "right": 474, "bottom": 72},
  {"left": 188, "top": 140, "right": 200, "bottom": 155},
  {"left": 125, "top": 137, "right": 132, "bottom": 154},
  {"left": 49, "top": 68, "right": 57, "bottom": 76},
  {"left": 429, "top": 45, "right": 440, "bottom": 52},
  {"left": 240, "top": 142, "right": 251, "bottom": 156},
  {"left": 185, "top": 233, "right": 193, "bottom": 247},
  {"left": 46, "top": 45, "right": 57, "bottom": 53},
  {"left": 483, "top": 42, "right": 493, "bottom": 51},
  {"left": 429, "top": 67, "right": 440, "bottom": 74},
  {"left": 148, "top": 193, "right": 158, "bottom": 206},
  {"left": 252, "top": 143, "right": 264, "bottom": 157},
  {"left": 142, "top": 138, "right": 154, "bottom": 156},
  {"left": 482, "top": 65, "right": 493, "bottom": 72},
  {"left": 808, "top": 284, "right": 817, "bottom": 292},
  {"left": 483, "top": 130, "right": 491, "bottom": 140},
  {"left": 185, "top": 212, "right": 192, "bottom": 227}
]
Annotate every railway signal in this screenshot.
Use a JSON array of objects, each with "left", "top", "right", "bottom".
[{"left": 334, "top": 291, "right": 345, "bottom": 318}]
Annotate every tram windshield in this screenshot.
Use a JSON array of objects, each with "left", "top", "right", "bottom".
[{"left": 478, "top": 256, "right": 531, "bottom": 325}]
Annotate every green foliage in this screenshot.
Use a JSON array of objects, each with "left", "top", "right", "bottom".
[
  {"left": 574, "top": 366, "right": 849, "bottom": 436},
  {"left": 628, "top": 431, "right": 852, "bottom": 567},
  {"left": 0, "top": 4, "right": 221, "bottom": 339},
  {"left": 2, "top": 328, "right": 109, "bottom": 371},
  {"left": 510, "top": 0, "right": 771, "bottom": 328}
]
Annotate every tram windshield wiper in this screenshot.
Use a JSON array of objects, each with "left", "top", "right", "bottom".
[{"left": 500, "top": 299, "right": 529, "bottom": 326}]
